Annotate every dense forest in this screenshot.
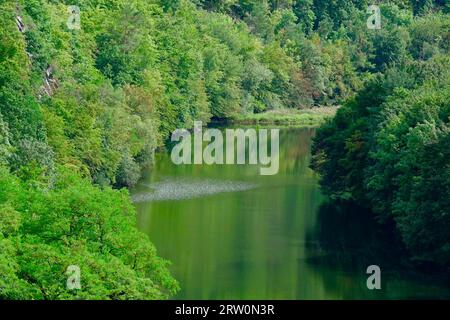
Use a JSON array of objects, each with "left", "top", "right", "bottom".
[
  {"left": 0, "top": 0, "right": 449, "bottom": 299},
  {"left": 310, "top": 3, "right": 450, "bottom": 269}
]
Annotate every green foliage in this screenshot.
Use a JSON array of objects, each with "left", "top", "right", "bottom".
[
  {"left": 8, "top": 138, "right": 55, "bottom": 183},
  {"left": 0, "top": 114, "right": 11, "bottom": 164},
  {"left": 95, "top": 3, "right": 158, "bottom": 86},
  {"left": 367, "top": 80, "right": 450, "bottom": 265},
  {"left": 312, "top": 34, "right": 450, "bottom": 269},
  {"left": 0, "top": 2, "right": 46, "bottom": 143},
  {"left": 1, "top": 0, "right": 449, "bottom": 298},
  {"left": 0, "top": 166, "right": 179, "bottom": 299}
]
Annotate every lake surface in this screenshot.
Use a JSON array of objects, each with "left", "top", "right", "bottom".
[{"left": 132, "top": 127, "right": 450, "bottom": 299}]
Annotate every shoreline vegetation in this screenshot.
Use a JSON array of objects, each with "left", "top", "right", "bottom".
[
  {"left": 1, "top": 0, "right": 449, "bottom": 300},
  {"left": 227, "top": 107, "right": 337, "bottom": 126}
]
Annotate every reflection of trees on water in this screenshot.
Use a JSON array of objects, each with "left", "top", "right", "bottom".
[
  {"left": 278, "top": 128, "right": 316, "bottom": 175},
  {"left": 155, "top": 127, "right": 318, "bottom": 178},
  {"left": 306, "top": 201, "right": 408, "bottom": 271},
  {"left": 303, "top": 201, "right": 450, "bottom": 299}
]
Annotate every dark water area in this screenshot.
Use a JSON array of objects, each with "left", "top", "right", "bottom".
[{"left": 132, "top": 127, "right": 450, "bottom": 299}]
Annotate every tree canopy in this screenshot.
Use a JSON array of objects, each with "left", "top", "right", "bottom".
[{"left": 1, "top": 0, "right": 449, "bottom": 298}]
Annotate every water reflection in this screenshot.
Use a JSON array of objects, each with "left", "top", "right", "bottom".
[
  {"left": 132, "top": 127, "right": 450, "bottom": 299},
  {"left": 305, "top": 201, "right": 450, "bottom": 299}
]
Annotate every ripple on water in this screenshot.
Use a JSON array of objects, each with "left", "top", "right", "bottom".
[{"left": 131, "top": 178, "right": 258, "bottom": 203}]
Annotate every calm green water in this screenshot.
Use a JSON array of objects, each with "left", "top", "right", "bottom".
[{"left": 132, "top": 127, "right": 450, "bottom": 299}]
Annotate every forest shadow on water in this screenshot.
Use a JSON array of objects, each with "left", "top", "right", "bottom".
[{"left": 305, "top": 200, "right": 450, "bottom": 299}]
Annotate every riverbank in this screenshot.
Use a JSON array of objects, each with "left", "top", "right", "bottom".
[{"left": 228, "top": 107, "right": 337, "bottom": 126}]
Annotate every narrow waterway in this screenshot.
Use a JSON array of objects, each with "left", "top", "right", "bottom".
[{"left": 132, "top": 127, "right": 450, "bottom": 299}]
